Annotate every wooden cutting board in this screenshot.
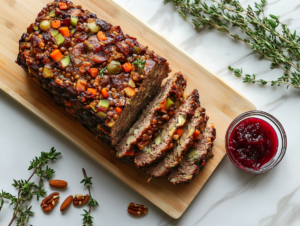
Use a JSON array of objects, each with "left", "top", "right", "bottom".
[{"left": 0, "top": 0, "right": 256, "bottom": 219}]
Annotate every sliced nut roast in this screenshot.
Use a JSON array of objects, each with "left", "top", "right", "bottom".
[
  {"left": 73, "top": 194, "right": 89, "bottom": 206},
  {"left": 41, "top": 192, "right": 60, "bottom": 212},
  {"left": 127, "top": 202, "right": 148, "bottom": 216},
  {"left": 60, "top": 195, "right": 73, "bottom": 211}
]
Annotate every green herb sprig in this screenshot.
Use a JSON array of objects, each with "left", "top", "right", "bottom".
[
  {"left": 165, "top": 0, "right": 300, "bottom": 89},
  {"left": 0, "top": 147, "right": 61, "bottom": 226},
  {"left": 81, "top": 169, "right": 99, "bottom": 226},
  {"left": 133, "top": 58, "right": 146, "bottom": 74},
  {"left": 99, "top": 66, "right": 107, "bottom": 78}
]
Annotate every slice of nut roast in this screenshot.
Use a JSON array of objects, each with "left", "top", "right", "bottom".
[
  {"left": 16, "top": 0, "right": 170, "bottom": 147},
  {"left": 147, "top": 107, "right": 208, "bottom": 178},
  {"left": 168, "top": 123, "right": 216, "bottom": 184},
  {"left": 116, "top": 72, "right": 187, "bottom": 162},
  {"left": 134, "top": 90, "right": 200, "bottom": 168}
]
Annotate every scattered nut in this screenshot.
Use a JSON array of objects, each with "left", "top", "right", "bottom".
[
  {"left": 60, "top": 195, "right": 73, "bottom": 211},
  {"left": 49, "top": 180, "right": 68, "bottom": 188},
  {"left": 73, "top": 194, "right": 89, "bottom": 206},
  {"left": 41, "top": 192, "right": 60, "bottom": 212},
  {"left": 127, "top": 202, "right": 148, "bottom": 216}
]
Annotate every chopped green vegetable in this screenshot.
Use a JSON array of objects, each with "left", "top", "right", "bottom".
[
  {"left": 40, "top": 20, "right": 51, "bottom": 32},
  {"left": 107, "top": 120, "right": 115, "bottom": 127},
  {"left": 166, "top": 98, "right": 174, "bottom": 109},
  {"left": 50, "top": 28, "right": 59, "bottom": 37},
  {"left": 49, "top": 9, "right": 56, "bottom": 17},
  {"left": 98, "top": 99, "right": 109, "bottom": 110},
  {"left": 188, "top": 127, "right": 195, "bottom": 137},
  {"left": 133, "top": 58, "right": 146, "bottom": 74},
  {"left": 32, "top": 23, "right": 39, "bottom": 31},
  {"left": 87, "top": 20, "right": 100, "bottom": 33},
  {"left": 71, "top": 16, "right": 78, "bottom": 27},
  {"left": 169, "top": 126, "right": 176, "bottom": 136},
  {"left": 176, "top": 114, "right": 186, "bottom": 127},
  {"left": 99, "top": 66, "right": 107, "bottom": 78},
  {"left": 55, "top": 33, "right": 65, "bottom": 45},
  {"left": 188, "top": 150, "right": 200, "bottom": 162},
  {"left": 107, "top": 61, "right": 122, "bottom": 75},
  {"left": 133, "top": 46, "right": 142, "bottom": 55},
  {"left": 126, "top": 135, "right": 134, "bottom": 145},
  {"left": 97, "top": 111, "right": 107, "bottom": 119},
  {"left": 155, "top": 136, "right": 162, "bottom": 146},
  {"left": 60, "top": 55, "right": 70, "bottom": 68}
]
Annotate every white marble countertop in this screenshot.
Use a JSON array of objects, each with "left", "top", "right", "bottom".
[{"left": 1, "top": 0, "right": 299, "bottom": 225}]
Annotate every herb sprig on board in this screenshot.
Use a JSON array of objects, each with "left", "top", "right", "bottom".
[
  {"left": 81, "top": 168, "right": 99, "bottom": 226},
  {"left": 0, "top": 148, "right": 61, "bottom": 226},
  {"left": 165, "top": 0, "right": 300, "bottom": 89}
]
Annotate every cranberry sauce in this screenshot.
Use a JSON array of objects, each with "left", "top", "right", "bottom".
[{"left": 228, "top": 117, "right": 278, "bottom": 170}]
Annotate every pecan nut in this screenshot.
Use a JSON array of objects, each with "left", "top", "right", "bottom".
[
  {"left": 41, "top": 192, "right": 60, "bottom": 212},
  {"left": 127, "top": 202, "right": 148, "bottom": 216},
  {"left": 73, "top": 194, "right": 89, "bottom": 206}
]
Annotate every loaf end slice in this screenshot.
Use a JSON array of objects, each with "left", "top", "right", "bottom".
[{"left": 168, "top": 123, "right": 216, "bottom": 184}]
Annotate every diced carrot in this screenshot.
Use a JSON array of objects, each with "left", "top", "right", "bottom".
[
  {"left": 160, "top": 99, "right": 167, "bottom": 110},
  {"left": 59, "top": 27, "right": 70, "bottom": 37},
  {"left": 175, "top": 128, "right": 184, "bottom": 136},
  {"left": 87, "top": 88, "right": 97, "bottom": 95},
  {"left": 193, "top": 129, "right": 201, "bottom": 138},
  {"left": 51, "top": 20, "right": 61, "bottom": 29},
  {"left": 122, "top": 62, "right": 133, "bottom": 73},
  {"left": 124, "top": 87, "right": 136, "bottom": 98},
  {"left": 64, "top": 100, "right": 72, "bottom": 107},
  {"left": 89, "top": 68, "right": 98, "bottom": 78},
  {"left": 70, "top": 9, "right": 82, "bottom": 16},
  {"left": 115, "top": 107, "right": 122, "bottom": 114},
  {"left": 76, "top": 79, "right": 87, "bottom": 92},
  {"left": 102, "top": 88, "right": 109, "bottom": 98},
  {"left": 50, "top": 49, "right": 64, "bottom": 62},
  {"left": 125, "top": 150, "right": 135, "bottom": 156},
  {"left": 55, "top": 78, "right": 64, "bottom": 85},
  {"left": 58, "top": 2, "right": 68, "bottom": 10},
  {"left": 97, "top": 31, "right": 107, "bottom": 41}
]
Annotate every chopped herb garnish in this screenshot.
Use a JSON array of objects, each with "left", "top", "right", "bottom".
[
  {"left": 99, "top": 66, "right": 107, "bottom": 78},
  {"left": 133, "top": 58, "right": 146, "bottom": 74}
]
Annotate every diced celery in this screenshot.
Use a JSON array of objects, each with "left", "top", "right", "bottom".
[
  {"left": 187, "top": 150, "right": 200, "bottom": 162},
  {"left": 87, "top": 20, "right": 100, "bottom": 33},
  {"left": 50, "top": 28, "right": 59, "bottom": 37},
  {"left": 97, "top": 111, "right": 107, "bottom": 119},
  {"left": 166, "top": 98, "right": 174, "bottom": 109},
  {"left": 133, "top": 46, "right": 141, "bottom": 54},
  {"left": 98, "top": 99, "right": 109, "bottom": 110},
  {"left": 55, "top": 33, "right": 65, "bottom": 45},
  {"left": 129, "top": 128, "right": 135, "bottom": 134},
  {"left": 71, "top": 16, "right": 78, "bottom": 27},
  {"left": 71, "top": 29, "right": 76, "bottom": 35},
  {"left": 32, "top": 23, "right": 39, "bottom": 31},
  {"left": 188, "top": 127, "right": 195, "bottom": 137},
  {"left": 155, "top": 136, "right": 162, "bottom": 146},
  {"left": 60, "top": 55, "right": 70, "bottom": 68},
  {"left": 126, "top": 135, "right": 134, "bottom": 145},
  {"left": 107, "top": 120, "right": 115, "bottom": 127},
  {"left": 49, "top": 9, "right": 56, "bottom": 18},
  {"left": 176, "top": 114, "right": 186, "bottom": 127},
  {"left": 169, "top": 126, "right": 176, "bottom": 136}
]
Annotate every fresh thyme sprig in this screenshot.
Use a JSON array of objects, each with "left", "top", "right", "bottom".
[
  {"left": 0, "top": 147, "right": 61, "bottom": 226},
  {"left": 81, "top": 169, "right": 99, "bottom": 226},
  {"left": 165, "top": 0, "right": 300, "bottom": 89},
  {"left": 99, "top": 66, "right": 107, "bottom": 78},
  {"left": 133, "top": 58, "right": 146, "bottom": 74}
]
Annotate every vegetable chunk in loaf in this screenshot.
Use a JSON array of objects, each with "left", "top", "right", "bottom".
[
  {"left": 116, "top": 72, "right": 187, "bottom": 162},
  {"left": 134, "top": 90, "right": 200, "bottom": 168},
  {"left": 147, "top": 107, "right": 208, "bottom": 178},
  {"left": 168, "top": 123, "right": 216, "bottom": 184},
  {"left": 16, "top": 0, "right": 170, "bottom": 147}
]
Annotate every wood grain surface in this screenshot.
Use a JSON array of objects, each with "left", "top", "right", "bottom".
[{"left": 0, "top": 0, "right": 256, "bottom": 219}]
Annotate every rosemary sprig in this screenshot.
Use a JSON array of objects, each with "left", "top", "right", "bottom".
[
  {"left": 81, "top": 169, "right": 99, "bottom": 226},
  {"left": 165, "top": 0, "right": 300, "bottom": 89},
  {"left": 133, "top": 58, "right": 146, "bottom": 74},
  {"left": 0, "top": 147, "right": 61, "bottom": 226}
]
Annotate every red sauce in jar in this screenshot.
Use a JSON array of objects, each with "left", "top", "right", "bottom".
[{"left": 228, "top": 118, "right": 278, "bottom": 170}]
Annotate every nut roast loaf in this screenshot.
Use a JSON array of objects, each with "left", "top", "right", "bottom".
[{"left": 16, "top": 0, "right": 216, "bottom": 184}]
